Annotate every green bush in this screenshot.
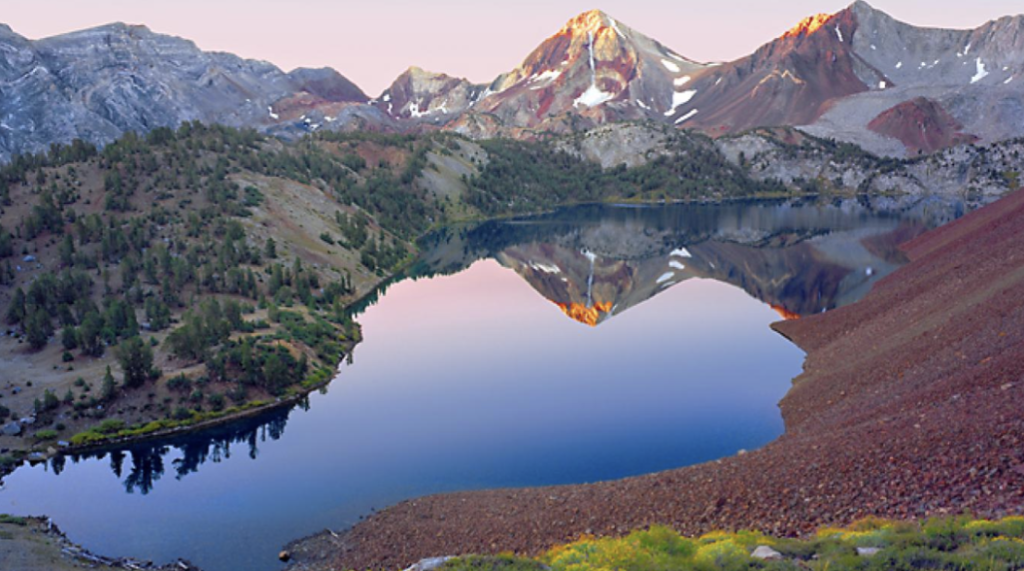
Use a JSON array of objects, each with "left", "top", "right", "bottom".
[
  {"left": 0, "top": 514, "right": 28, "bottom": 526},
  {"left": 167, "top": 374, "right": 192, "bottom": 392},
  {"left": 208, "top": 393, "right": 226, "bottom": 412},
  {"left": 96, "top": 419, "right": 126, "bottom": 434},
  {"left": 442, "top": 555, "right": 547, "bottom": 571},
  {"left": 33, "top": 429, "right": 58, "bottom": 441}
]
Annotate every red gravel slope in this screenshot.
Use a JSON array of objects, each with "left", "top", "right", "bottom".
[
  {"left": 287, "top": 190, "right": 1024, "bottom": 571},
  {"left": 867, "top": 97, "right": 978, "bottom": 155}
]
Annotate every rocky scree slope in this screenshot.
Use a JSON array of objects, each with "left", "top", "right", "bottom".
[{"left": 715, "top": 127, "right": 1024, "bottom": 200}]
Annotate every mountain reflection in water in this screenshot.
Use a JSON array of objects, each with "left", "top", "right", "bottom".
[{"left": 407, "top": 196, "right": 963, "bottom": 325}]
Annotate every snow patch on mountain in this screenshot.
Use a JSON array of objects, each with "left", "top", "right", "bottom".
[
  {"left": 575, "top": 85, "right": 616, "bottom": 107},
  {"left": 971, "top": 58, "right": 989, "bottom": 84},
  {"left": 675, "top": 108, "right": 699, "bottom": 124},
  {"left": 664, "top": 90, "right": 696, "bottom": 116},
  {"left": 529, "top": 69, "right": 562, "bottom": 89},
  {"left": 573, "top": 31, "right": 617, "bottom": 108},
  {"left": 608, "top": 17, "right": 623, "bottom": 37}
]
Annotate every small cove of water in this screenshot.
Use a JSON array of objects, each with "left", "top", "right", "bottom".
[{"left": 0, "top": 197, "right": 963, "bottom": 571}]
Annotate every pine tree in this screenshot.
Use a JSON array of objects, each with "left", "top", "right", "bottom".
[
  {"left": 26, "top": 307, "right": 53, "bottom": 350},
  {"left": 59, "top": 234, "right": 75, "bottom": 267},
  {"left": 61, "top": 325, "right": 78, "bottom": 350},
  {"left": 5, "top": 287, "right": 26, "bottom": 324},
  {"left": 78, "top": 312, "right": 105, "bottom": 357},
  {"left": 116, "top": 336, "right": 154, "bottom": 389},
  {"left": 101, "top": 365, "right": 117, "bottom": 401}
]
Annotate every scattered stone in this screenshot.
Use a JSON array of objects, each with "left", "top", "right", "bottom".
[
  {"left": 857, "top": 547, "right": 882, "bottom": 557},
  {"left": 2, "top": 421, "right": 22, "bottom": 436},
  {"left": 751, "top": 546, "right": 783, "bottom": 560},
  {"left": 403, "top": 556, "right": 453, "bottom": 571}
]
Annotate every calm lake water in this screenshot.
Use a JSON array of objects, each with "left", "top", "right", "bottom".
[{"left": 0, "top": 197, "right": 964, "bottom": 571}]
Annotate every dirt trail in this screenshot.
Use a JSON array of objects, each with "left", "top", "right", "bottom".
[{"left": 286, "top": 190, "right": 1024, "bottom": 571}]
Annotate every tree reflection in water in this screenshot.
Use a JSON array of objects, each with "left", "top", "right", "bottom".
[{"left": 50, "top": 406, "right": 294, "bottom": 495}]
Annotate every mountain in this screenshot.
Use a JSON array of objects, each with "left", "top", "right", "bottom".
[
  {"left": 371, "top": 67, "right": 485, "bottom": 126},
  {"left": 620, "top": 1, "right": 1023, "bottom": 156},
  {"left": 665, "top": 9, "right": 874, "bottom": 134},
  {"left": 1, "top": 3, "right": 1023, "bottom": 161},
  {"left": 796, "top": 1, "right": 1024, "bottom": 156},
  {"left": 426, "top": 2, "right": 1024, "bottom": 153},
  {"left": 0, "top": 22, "right": 368, "bottom": 162},
  {"left": 447, "top": 10, "right": 709, "bottom": 137}
]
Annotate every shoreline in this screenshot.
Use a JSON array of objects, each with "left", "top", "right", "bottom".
[
  {"left": 284, "top": 188, "right": 1024, "bottom": 570},
  {"left": 0, "top": 515, "right": 201, "bottom": 571}
]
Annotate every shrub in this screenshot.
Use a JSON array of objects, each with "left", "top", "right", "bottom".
[
  {"left": 442, "top": 555, "right": 546, "bottom": 571},
  {"left": 34, "top": 429, "right": 59, "bottom": 440},
  {"left": 96, "top": 419, "right": 126, "bottom": 434},
  {"left": 208, "top": 393, "right": 226, "bottom": 412},
  {"left": 167, "top": 374, "right": 192, "bottom": 393},
  {"left": 694, "top": 537, "right": 748, "bottom": 570},
  {"left": 0, "top": 514, "right": 27, "bottom": 526}
]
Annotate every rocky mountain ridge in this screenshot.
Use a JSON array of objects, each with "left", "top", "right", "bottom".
[
  {"left": 0, "top": 22, "right": 369, "bottom": 162},
  {"left": 1, "top": 2, "right": 1022, "bottom": 162}
]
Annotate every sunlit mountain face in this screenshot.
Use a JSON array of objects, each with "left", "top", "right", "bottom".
[{"left": 407, "top": 196, "right": 966, "bottom": 326}]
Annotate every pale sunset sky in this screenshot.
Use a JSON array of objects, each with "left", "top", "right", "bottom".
[{"left": 5, "top": 0, "right": 1022, "bottom": 95}]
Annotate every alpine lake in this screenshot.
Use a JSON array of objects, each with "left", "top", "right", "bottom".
[{"left": 0, "top": 196, "right": 967, "bottom": 571}]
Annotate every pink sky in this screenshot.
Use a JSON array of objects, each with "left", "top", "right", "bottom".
[{"left": 6, "top": 0, "right": 1022, "bottom": 95}]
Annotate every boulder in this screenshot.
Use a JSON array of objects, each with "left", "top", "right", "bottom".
[
  {"left": 857, "top": 547, "right": 882, "bottom": 557},
  {"left": 751, "top": 546, "right": 783, "bottom": 560},
  {"left": 2, "top": 421, "right": 21, "bottom": 436},
  {"left": 403, "top": 556, "right": 453, "bottom": 571}
]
